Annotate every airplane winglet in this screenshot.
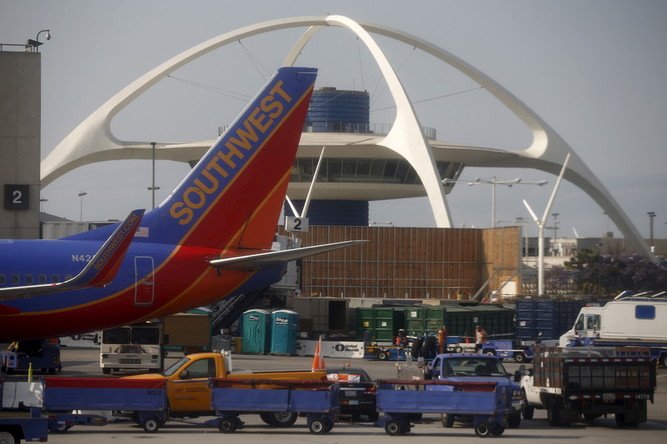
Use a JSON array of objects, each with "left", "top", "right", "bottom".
[
  {"left": 0, "top": 209, "right": 144, "bottom": 301},
  {"left": 209, "top": 240, "right": 367, "bottom": 270}
]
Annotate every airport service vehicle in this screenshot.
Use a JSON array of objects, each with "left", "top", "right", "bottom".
[
  {"left": 124, "top": 351, "right": 327, "bottom": 426},
  {"left": 520, "top": 346, "right": 656, "bottom": 426},
  {"left": 363, "top": 344, "right": 407, "bottom": 361},
  {"left": 376, "top": 379, "right": 509, "bottom": 437},
  {"left": 480, "top": 340, "right": 532, "bottom": 363},
  {"left": 1, "top": 339, "right": 61, "bottom": 375},
  {"left": 397, "top": 353, "right": 523, "bottom": 429},
  {"left": 559, "top": 295, "right": 667, "bottom": 367},
  {"left": 326, "top": 367, "right": 378, "bottom": 421},
  {"left": 100, "top": 312, "right": 211, "bottom": 374},
  {"left": 100, "top": 324, "right": 161, "bottom": 374},
  {"left": 210, "top": 379, "right": 338, "bottom": 434},
  {"left": 0, "top": 66, "right": 360, "bottom": 342},
  {"left": 0, "top": 380, "right": 48, "bottom": 443}
]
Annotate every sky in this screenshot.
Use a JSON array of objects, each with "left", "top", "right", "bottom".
[{"left": 1, "top": 0, "right": 666, "bottom": 241}]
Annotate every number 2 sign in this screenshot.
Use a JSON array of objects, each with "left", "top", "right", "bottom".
[{"left": 4, "top": 184, "right": 30, "bottom": 210}]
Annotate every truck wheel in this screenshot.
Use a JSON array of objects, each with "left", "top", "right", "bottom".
[
  {"left": 514, "top": 352, "right": 526, "bottom": 363},
  {"left": 49, "top": 421, "right": 73, "bottom": 433},
  {"left": 142, "top": 417, "right": 160, "bottom": 433},
  {"left": 0, "top": 431, "right": 17, "bottom": 444},
  {"left": 102, "top": 368, "right": 111, "bottom": 375},
  {"left": 377, "top": 351, "right": 388, "bottom": 360},
  {"left": 442, "top": 414, "right": 455, "bottom": 428},
  {"left": 262, "top": 411, "right": 297, "bottom": 427},
  {"left": 615, "top": 413, "right": 639, "bottom": 428},
  {"left": 521, "top": 403, "right": 535, "bottom": 420},
  {"left": 547, "top": 406, "right": 562, "bottom": 426},
  {"left": 484, "top": 349, "right": 496, "bottom": 356},
  {"left": 474, "top": 422, "right": 492, "bottom": 437},
  {"left": 508, "top": 412, "right": 521, "bottom": 428},
  {"left": 385, "top": 420, "right": 402, "bottom": 436}
]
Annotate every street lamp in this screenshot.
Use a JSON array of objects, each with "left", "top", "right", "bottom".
[
  {"left": 647, "top": 211, "right": 656, "bottom": 250},
  {"left": 442, "top": 176, "right": 548, "bottom": 227},
  {"left": 78, "top": 191, "right": 87, "bottom": 222},
  {"left": 26, "top": 29, "right": 51, "bottom": 52}
]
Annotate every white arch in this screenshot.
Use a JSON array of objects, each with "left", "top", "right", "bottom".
[{"left": 40, "top": 15, "right": 652, "bottom": 257}]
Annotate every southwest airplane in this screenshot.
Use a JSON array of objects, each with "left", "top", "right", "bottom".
[{"left": 0, "top": 67, "right": 360, "bottom": 341}]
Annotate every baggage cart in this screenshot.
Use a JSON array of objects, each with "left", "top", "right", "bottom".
[
  {"left": 376, "top": 379, "right": 509, "bottom": 437},
  {"left": 210, "top": 379, "right": 339, "bottom": 434},
  {"left": 43, "top": 377, "right": 168, "bottom": 432}
]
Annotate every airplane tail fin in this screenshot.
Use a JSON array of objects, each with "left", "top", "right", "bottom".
[{"left": 140, "top": 67, "right": 317, "bottom": 250}]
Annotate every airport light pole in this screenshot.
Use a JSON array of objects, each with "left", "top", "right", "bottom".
[
  {"left": 147, "top": 142, "right": 160, "bottom": 210},
  {"left": 648, "top": 211, "right": 656, "bottom": 250},
  {"left": 442, "top": 177, "right": 548, "bottom": 227},
  {"left": 78, "top": 191, "right": 87, "bottom": 222}
]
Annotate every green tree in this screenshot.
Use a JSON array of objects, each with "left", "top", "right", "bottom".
[{"left": 564, "top": 250, "right": 667, "bottom": 295}]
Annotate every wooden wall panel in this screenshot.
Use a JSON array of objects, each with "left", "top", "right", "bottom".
[{"left": 282, "top": 225, "right": 519, "bottom": 302}]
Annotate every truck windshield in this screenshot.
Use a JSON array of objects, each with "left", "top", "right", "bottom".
[
  {"left": 163, "top": 357, "right": 190, "bottom": 376},
  {"left": 444, "top": 357, "right": 507, "bottom": 377}
]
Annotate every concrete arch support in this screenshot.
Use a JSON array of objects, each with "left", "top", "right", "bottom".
[{"left": 40, "top": 15, "right": 652, "bottom": 257}]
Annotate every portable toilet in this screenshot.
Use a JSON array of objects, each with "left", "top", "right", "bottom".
[
  {"left": 242, "top": 309, "right": 271, "bottom": 354},
  {"left": 270, "top": 310, "right": 299, "bottom": 355}
]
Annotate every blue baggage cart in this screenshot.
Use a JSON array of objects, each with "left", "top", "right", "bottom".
[
  {"left": 376, "top": 379, "right": 509, "bottom": 437},
  {"left": 210, "top": 379, "right": 339, "bottom": 434},
  {"left": 43, "top": 377, "right": 168, "bottom": 433}
]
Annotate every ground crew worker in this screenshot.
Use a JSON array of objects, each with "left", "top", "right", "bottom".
[
  {"left": 475, "top": 325, "right": 487, "bottom": 352},
  {"left": 437, "top": 325, "right": 447, "bottom": 354}
]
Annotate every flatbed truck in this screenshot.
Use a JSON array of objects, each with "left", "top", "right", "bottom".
[{"left": 521, "top": 345, "right": 656, "bottom": 426}]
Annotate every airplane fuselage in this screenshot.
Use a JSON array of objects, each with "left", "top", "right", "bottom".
[{"left": 0, "top": 237, "right": 284, "bottom": 340}]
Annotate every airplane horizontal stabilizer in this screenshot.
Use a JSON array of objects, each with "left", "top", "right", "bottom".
[
  {"left": 0, "top": 209, "right": 144, "bottom": 301},
  {"left": 209, "top": 240, "right": 367, "bottom": 270}
]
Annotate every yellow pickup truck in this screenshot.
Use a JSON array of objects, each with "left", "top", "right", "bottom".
[{"left": 125, "top": 351, "right": 327, "bottom": 426}]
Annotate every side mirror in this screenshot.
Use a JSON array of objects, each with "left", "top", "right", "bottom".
[{"left": 179, "top": 370, "right": 190, "bottom": 380}]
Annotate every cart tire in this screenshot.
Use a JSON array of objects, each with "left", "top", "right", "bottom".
[
  {"left": 442, "top": 414, "right": 455, "bottom": 428},
  {"left": 484, "top": 349, "right": 496, "bottom": 356},
  {"left": 521, "top": 403, "right": 535, "bottom": 420},
  {"left": 218, "top": 419, "right": 237, "bottom": 433},
  {"left": 142, "top": 417, "right": 160, "bottom": 433},
  {"left": 0, "top": 431, "right": 17, "bottom": 444},
  {"left": 377, "top": 351, "right": 388, "bottom": 360},
  {"left": 385, "top": 420, "right": 402, "bottom": 436},
  {"left": 508, "top": 412, "right": 521, "bottom": 428},
  {"left": 309, "top": 419, "right": 325, "bottom": 434},
  {"left": 490, "top": 423, "right": 505, "bottom": 436},
  {"left": 324, "top": 419, "right": 334, "bottom": 433},
  {"left": 514, "top": 352, "right": 526, "bottom": 363},
  {"left": 233, "top": 417, "right": 244, "bottom": 430},
  {"left": 455, "top": 346, "right": 463, "bottom": 353},
  {"left": 49, "top": 421, "right": 72, "bottom": 433},
  {"left": 474, "top": 422, "right": 492, "bottom": 438},
  {"left": 102, "top": 368, "right": 111, "bottom": 375}
]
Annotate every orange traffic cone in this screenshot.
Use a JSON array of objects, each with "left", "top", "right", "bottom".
[{"left": 311, "top": 335, "right": 325, "bottom": 372}]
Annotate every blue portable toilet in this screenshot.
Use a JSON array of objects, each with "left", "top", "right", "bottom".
[
  {"left": 242, "top": 309, "right": 271, "bottom": 354},
  {"left": 270, "top": 310, "right": 299, "bottom": 355}
]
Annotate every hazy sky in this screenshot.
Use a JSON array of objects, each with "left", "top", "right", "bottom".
[{"left": 2, "top": 0, "right": 666, "bottom": 241}]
